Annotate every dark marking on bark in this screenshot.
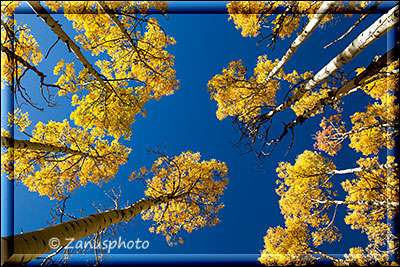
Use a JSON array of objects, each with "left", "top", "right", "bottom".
[{"left": 72, "top": 221, "right": 80, "bottom": 228}]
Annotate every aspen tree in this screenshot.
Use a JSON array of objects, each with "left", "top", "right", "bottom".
[
  {"left": 1, "top": 1, "right": 179, "bottom": 197},
  {"left": 272, "top": 47, "right": 398, "bottom": 151},
  {"left": 1, "top": 151, "right": 228, "bottom": 265},
  {"left": 41, "top": 1, "right": 178, "bottom": 139},
  {"left": 251, "top": 4, "right": 398, "bottom": 130},
  {"left": 209, "top": 2, "right": 398, "bottom": 157},
  {"left": 1, "top": 115, "right": 130, "bottom": 200},
  {"left": 259, "top": 150, "right": 398, "bottom": 265}
]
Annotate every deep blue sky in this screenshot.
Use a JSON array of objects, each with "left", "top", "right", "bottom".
[{"left": 1, "top": 1, "right": 397, "bottom": 265}]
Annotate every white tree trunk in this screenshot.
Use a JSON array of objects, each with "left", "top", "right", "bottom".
[
  {"left": 264, "top": 1, "right": 336, "bottom": 84},
  {"left": 313, "top": 199, "right": 399, "bottom": 208},
  {"left": 335, "top": 47, "right": 399, "bottom": 98},
  {"left": 280, "top": 44, "right": 398, "bottom": 131},
  {"left": 303, "top": 4, "right": 398, "bottom": 91},
  {"left": 260, "top": 5, "right": 399, "bottom": 122},
  {"left": 1, "top": 194, "right": 182, "bottom": 265},
  {"left": 27, "top": 1, "right": 111, "bottom": 94},
  {"left": 1, "top": 136, "right": 91, "bottom": 158},
  {"left": 328, "top": 162, "right": 398, "bottom": 175},
  {"left": 308, "top": 246, "right": 350, "bottom": 266}
]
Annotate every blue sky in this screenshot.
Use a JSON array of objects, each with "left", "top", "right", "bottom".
[{"left": 1, "top": 1, "right": 398, "bottom": 265}]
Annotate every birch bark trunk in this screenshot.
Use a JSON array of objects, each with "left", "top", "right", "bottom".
[
  {"left": 308, "top": 246, "right": 350, "bottom": 266},
  {"left": 328, "top": 162, "right": 398, "bottom": 175},
  {"left": 259, "top": 5, "right": 399, "bottom": 123},
  {"left": 264, "top": 1, "right": 336, "bottom": 84},
  {"left": 271, "top": 43, "right": 398, "bottom": 138},
  {"left": 1, "top": 193, "right": 183, "bottom": 265},
  {"left": 1, "top": 136, "right": 91, "bottom": 158},
  {"left": 312, "top": 199, "right": 399, "bottom": 208},
  {"left": 27, "top": 1, "right": 111, "bottom": 93}
]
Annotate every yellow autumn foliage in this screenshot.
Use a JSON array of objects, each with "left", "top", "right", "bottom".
[{"left": 139, "top": 151, "right": 228, "bottom": 246}]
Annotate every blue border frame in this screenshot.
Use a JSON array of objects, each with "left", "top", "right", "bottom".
[{"left": 2, "top": 1, "right": 399, "bottom": 266}]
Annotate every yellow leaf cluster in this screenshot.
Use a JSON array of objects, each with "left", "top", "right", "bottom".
[
  {"left": 227, "top": 1, "right": 370, "bottom": 40},
  {"left": 226, "top": 1, "right": 318, "bottom": 39},
  {"left": 46, "top": 1, "right": 179, "bottom": 139},
  {"left": 1, "top": 120, "right": 130, "bottom": 200},
  {"left": 208, "top": 58, "right": 281, "bottom": 122},
  {"left": 7, "top": 108, "right": 32, "bottom": 132},
  {"left": 276, "top": 151, "right": 337, "bottom": 231},
  {"left": 291, "top": 88, "right": 331, "bottom": 117},
  {"left": 140, "top": 151, "right": 228, "bottom": 246},
  {"left": 261, "top": 147, "right": 398, "bottom": 265},
  {"left": 342, "top": 156, "right": 398, "bottom": 247},
  {"left": 1, "top": 5, "right": 43, "bottom": 89},
  {"left": 349, "top": 96, "right": 397, "bottom": 156},
  {"left": 1, "top": 1, "right": 22, "bottom": 17},
  {"left": 70, "top": 84, "right": 139, "bottom": 140},
  {"left": 313, "top": 60, "right": 398, "bottom": 157},
  {"left": 259, "top": 222, "right": 316, "bottom": 266},
  {"left": 260, "top": 151, "right": 344, "bottom": 265},
  {"left": 53, "top": 59, "right": 88, "bottom": 96},
  {"left": 344, "top": 246, "right": 395, "bottom": 266},
  {"left": 362, "top": 60, "right": 399, "bottom": 100},
  {"left": 226, "top": 1, "right": 276, "bottom": 37},
  {"left": 313, "top": 114, "right": 346, "bottom": 156}
]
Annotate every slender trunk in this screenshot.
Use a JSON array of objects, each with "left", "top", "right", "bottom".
[
  {"left": 308, "top": 246, "right": 350, "bottom": 266},
  {"left": 323, "top": 1, "right": 382, "bottom": 49},
  {"left": 312, "top": 198, "right": 399, "bottom": 208},
  {"left": 1, "top": 136, "right": 92, "bottom": 158},
  {"left": 1, "top": 193, "right": 184, "bottom": 265},
  {"left": 259, "top": 5, "right": 399, "bottom": 123},
  {"left": 302, "top": 5, "right": 398, "bottom": 92},
  {"left": 328, "top": 162, "right": 398, "bottom": 175},
  {"left": 335, "top": 43, "right": 399, "bottom": 98},
  {"left": 27, "top": 1, "right": 111, "bottom": 94},
  {"left": 264, "top": 1, "right": 336, "bottom": 84},
  {"left": 340, "top": 120, "right": 396, "bottom": 138},
  {"left": 272, "top": 44, "right": 398, "bottom": 142}
]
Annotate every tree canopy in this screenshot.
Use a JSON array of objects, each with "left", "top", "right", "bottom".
[
  {"left": 1, "top": 1, "right": 398, "bottom": 266},
  {"left": 210, "top": 1, "right": 398, "bottom": 265}
]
